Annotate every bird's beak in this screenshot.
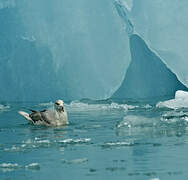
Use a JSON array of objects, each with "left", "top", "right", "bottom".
[{"left": 62, "top": 106, "right": 64, "bottom": 112}]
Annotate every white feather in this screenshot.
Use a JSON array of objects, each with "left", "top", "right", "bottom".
[{"left": 18, "top": 111, "right": 32, "bottom": 121}]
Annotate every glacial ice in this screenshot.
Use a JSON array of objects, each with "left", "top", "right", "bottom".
[
  {"left": 157, "top": 90, "right": 188, "bottom": 109},
  {"left": 0, "top": 0, "right": 188, "bottom": 102},
  {"left": 129, "top": 0, "right": 188, "bottom": 86},
  {"left": 175, "top": 90, "right": 188, "bottom": 100},
  {"left": 112, "top": 0, "right": 188, "bottom": 101},
  {"left": 112, "top": 34, "right": 188, "bottom": 101},
  {"left": 0, "top": 0, "right": 130, "bottom": 101}
]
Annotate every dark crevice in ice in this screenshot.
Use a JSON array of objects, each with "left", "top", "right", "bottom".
[{"left": 112, "top": 34, "right": 188, "bottom": 102}]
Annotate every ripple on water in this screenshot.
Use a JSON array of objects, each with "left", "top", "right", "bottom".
[
  {"left": 2, "top": 137, "right": 91, "bottom": 153},
  {"left": 101, "top": 141, "right": 135, "bottom": 149},
  {"left": 117, "top": 115, "right": 159, "bottom": 128},
  {"left": 128, "top": 171, "right": 182, "bottom": 177},
  {"left": 25, "top": 163, "right": 40, "bottom": 170},
  {"left": 0, "top": 162, "right": 40, "bottom": 172},
  {"left": 117, "top": 110, "right": 188, "bottom": 131},
  {"left": 0, "top": 163, "right": 20, "bottom": 170},
  {"left": 161, "top": 111, "right": 188, "bottom": 121},
  {"left": 21, "top": 138, "right": 51, "bottom": 150},
  {"left": 101, "top": 141, "right": 163, "bottom": 149},
  {"left": 62, "top": 158, "right": 88, "bottom": 164},
  {"left": 58, "top": 138, "right": 91, "bottom": 145},
  {"left": 160, "top": 111, "right": 188, "bottom": 128},
  {"left": 66, "top": 101, "right": 137, "bottom": 112},
  {"left": 105, "top": 167, "right": 126, "bottom": 172},
  {"left": 4, "top": 145, "right": 22, "bottom": 152}
]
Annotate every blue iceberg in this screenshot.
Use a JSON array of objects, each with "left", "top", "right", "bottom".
[
  {"left": 112, "top": 34, "right": 188, "bottom": 101},
  {"left": 0, "top": 0, "right": 188, "bottom": 102}
]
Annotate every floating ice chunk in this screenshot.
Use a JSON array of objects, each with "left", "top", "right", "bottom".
[
  {"left": 0, "top": 163, "right": 21, "bottom": 172},
  {"left": 4, "top": 145, "right": 21, "bottom": 152},
  {"left": 36, "top": 140, "right": 50, "bottom": 144},
  {"left": 144, "top": 104, "right": 152, "bottom": 109},
  {"left": 67, "top": 101, "right": 136, "bottom": 112},
  {"left": 104, "top": 141, "right": 132, "bottom": 146},
  {"left": 21, "top": 35, "right": 36, "bottom": 42},
  {"left": 0, "top": 162, "right": 40, "bottom": 171},
  {"left": 0, "top": 163, "right": 20, "bottom": 168},
  {"left": 25, "top": 163, "right": 40, "bottom": 170},
  {"left": 101, "top": 141, "right": 134, "bottom": 148},
  {"left": 157, "top": 90, "right": 188, "bottom": 109},
  {"left": 0, "top": 104, "right": 10, "bottom": 111},
  {"left": 117, "top": 115, "right": 158, "bottom": 128},
  {"left": 175, "top": 90, "right": 188, "bottom": 99}
]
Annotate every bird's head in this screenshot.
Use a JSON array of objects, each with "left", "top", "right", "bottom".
[{"left": 54, "top": 99, "right": 65, "bottom": 112}]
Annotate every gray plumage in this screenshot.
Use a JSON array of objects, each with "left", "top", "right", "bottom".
[{"left": 18, "top": 100, "right": 68, "bottom": 126}]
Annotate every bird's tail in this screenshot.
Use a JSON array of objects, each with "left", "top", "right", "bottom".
[{"left": 18, "top": 111, "right": 32, "bottom": 121}]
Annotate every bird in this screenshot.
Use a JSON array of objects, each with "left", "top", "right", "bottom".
[{"left": 18, "top": 100, "right": 68, "bottom": 126}]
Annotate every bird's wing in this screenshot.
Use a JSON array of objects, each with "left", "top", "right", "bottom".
[
  {"left": 29, "top": 111, "right": 44, "bottom": 123},
  {"left": 40, "top": 110, "right": 53, "bottom": 125},
  {"left": 18, "top": 111, "right": 32, "bottom": 121}
]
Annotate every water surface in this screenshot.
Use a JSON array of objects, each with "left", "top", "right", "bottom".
[{"left": 1, "top": 99, "right": 188, "bottom": 180}]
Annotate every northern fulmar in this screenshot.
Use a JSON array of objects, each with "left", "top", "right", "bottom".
[{"left": 18, "top": 100, "right": 68, "bottom": 126}]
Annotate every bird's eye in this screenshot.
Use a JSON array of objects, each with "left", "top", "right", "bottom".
[{"left": 55, "top": 102, "right": 60, "bottom": 105}]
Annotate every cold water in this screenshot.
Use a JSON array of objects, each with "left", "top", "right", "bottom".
[{"left": 1, "top": 99, "right": 188, "bottom": 180}]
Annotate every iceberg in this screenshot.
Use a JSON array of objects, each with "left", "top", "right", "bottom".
[
  {"left": 112, "top": 0, "right": 188, "bottom": 101},
  {"left": 112, "top": 34, "right": 188, "bottom": 101},
  {"left": 0, "top": 0, "right": 188, "bottom": 102},
  {"left": 129, "top": 0, "right": 188, "bottom": 86},
  {"left": 0, "top": 0, "right": 130, "bottom": 101}
]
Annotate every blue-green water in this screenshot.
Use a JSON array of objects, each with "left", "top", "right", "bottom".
[{"left": 1, "top": 100, "right": 188, "bottom": 180}]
